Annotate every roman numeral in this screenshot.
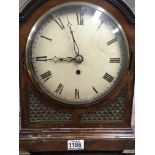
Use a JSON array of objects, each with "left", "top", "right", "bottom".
[
  {"left": 36, "top": 56, "right": 47, "bottom": 61},
  {"left": 55, "top": 83, "right": 64, "bottom": 95},
  {"left": 75, "top": 89, "right": 80, "bottom": 99},
  {"left": 110, "top": 58, "right": 120, "bottom": 63},
  {"left": 41, "top": 70, "right": 52, "bottom": 82},
  {"left": 76, "top": 12, "right": 84, "bottom": 25},
  {"left": 107, "top": 38, "right": 117, "bottom": 45},
  {"left": 52, "top": 16, "right": 65, "bottom": 30},
  {"left": 103, "top": 73, "right": 114, "bottom": 83},
  {"left": 40, "top": 35, "right": 52, "bottom": 41},
  {"left": 92, "top": 86, "right": 98, "bottom": 94}
]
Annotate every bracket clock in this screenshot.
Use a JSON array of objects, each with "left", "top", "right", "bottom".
[{"left": 19, "top": 0, "right": 135, "bottom": 153}]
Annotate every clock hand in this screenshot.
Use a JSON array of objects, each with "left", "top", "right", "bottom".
[
  {"left": 49, "top": 55, "right": 83, "bottom": 64},
  {"left": 36, "top": 55, "right": 83, "bottom": 64},
  {"left": 36, "top": 56, "right": 75, "bottom": 63},
  {"left": 67, "top": 20, "right": 80, "bottom": 56},
  {"left": 48, "top": 56, "right": 75, "bottom": 63}
]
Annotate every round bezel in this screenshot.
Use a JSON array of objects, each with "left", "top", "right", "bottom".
[{"left": 26, "top": 2, "right": 130, "bottom": 105}]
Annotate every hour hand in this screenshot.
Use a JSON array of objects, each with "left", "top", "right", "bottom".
[
  {"left": 36, "top": 56, "right": 75, "bottom": 63},
  {"left": 54, "top": 56, "right": 75, "bottom": 63}
]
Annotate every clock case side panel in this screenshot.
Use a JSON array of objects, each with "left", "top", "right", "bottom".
[{"left": 19, "top": 0, "right": 135, "bottom": 151}]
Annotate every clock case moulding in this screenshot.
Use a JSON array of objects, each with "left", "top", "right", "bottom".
[{"left": 19, "top": 0, "right": 135, "bottom": 152}]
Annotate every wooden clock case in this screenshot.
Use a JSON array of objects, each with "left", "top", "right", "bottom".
[{"left": 19, "top": 0, "right": 135, "bottom": 153}]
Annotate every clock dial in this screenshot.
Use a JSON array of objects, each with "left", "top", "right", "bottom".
[{"left": 26, "top": 2, "right": 129, "bottom": 105}]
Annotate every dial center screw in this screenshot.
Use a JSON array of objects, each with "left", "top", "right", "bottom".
[{"left": 75, "top": 55, "right": 83, "bottom": 63}]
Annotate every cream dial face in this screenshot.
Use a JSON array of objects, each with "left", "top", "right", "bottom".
[{"left": 26, "top": 2, "right": 129, "bottom": 105}]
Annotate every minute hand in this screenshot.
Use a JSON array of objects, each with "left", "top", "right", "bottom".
[{"left": 67, "top": 21, "right": 79, "bottom": 56}]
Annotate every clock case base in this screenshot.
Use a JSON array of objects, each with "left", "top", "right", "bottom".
[
  {"left": 19, "top": 0, "right": 135, "bottom": 152},
  {"left": 20, "top": 128, "right": 134, "bottom": 152}
]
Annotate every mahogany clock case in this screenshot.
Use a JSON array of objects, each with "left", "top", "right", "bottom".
[{"left": 19, "top": 0, "right": 135, "bottom": 152}]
